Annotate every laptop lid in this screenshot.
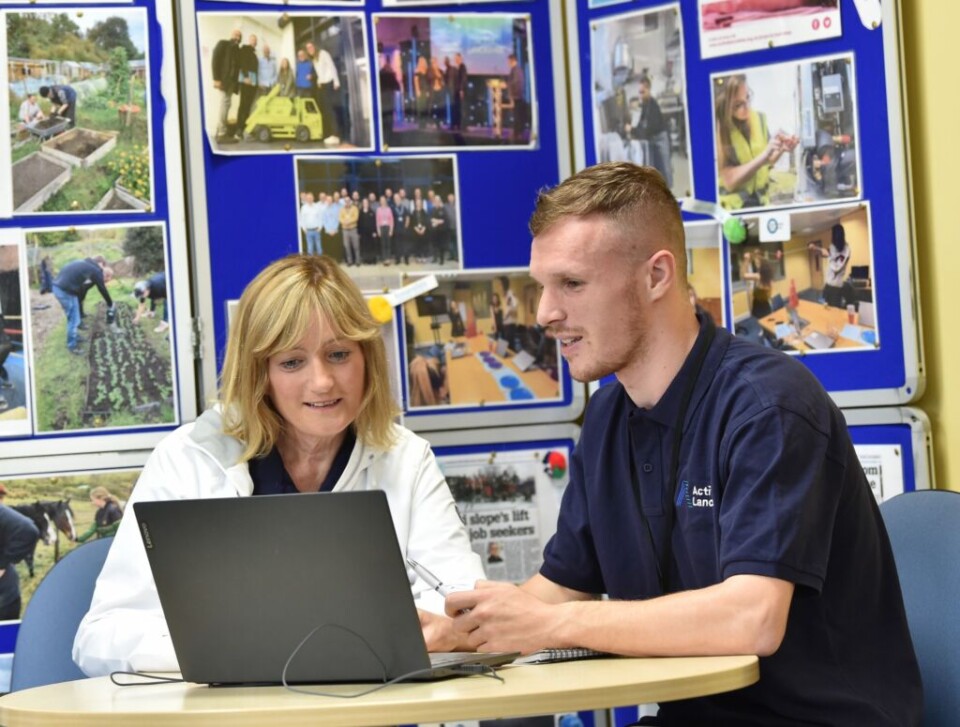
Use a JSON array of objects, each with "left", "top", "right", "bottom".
[{"left": 134, "top": 492, "right": 513, "bottom": 685}]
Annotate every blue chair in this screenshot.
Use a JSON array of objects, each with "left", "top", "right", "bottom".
[
  {"left": 770, "top": 293, "right": 785, "bottom": 312},
  {"left": 9, "top": 537, "right": 113, "bottom": 691},
  {"left": 880, "top": 491, "right": 960, "bottom": 726}
]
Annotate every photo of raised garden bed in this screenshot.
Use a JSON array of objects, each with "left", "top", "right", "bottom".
[
  {"left": 4, "top": 8, "right": 154, "bottom": 215},
  {"left": 25, "top": 223, "right": 177, "bottom": 434}
]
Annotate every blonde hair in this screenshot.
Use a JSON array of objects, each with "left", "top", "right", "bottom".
[
  {"left": 220, "top": 254, "right": 398, "bottom": 461},
  {"left": 90, "top": 486, "right": 119, "bottom": 504},
  {"left": 528, "top": 162, "right": 686, "bottom": 281}
]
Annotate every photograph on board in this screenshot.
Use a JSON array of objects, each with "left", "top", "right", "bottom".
[
  {"left": 699, "top": 0, "right": 840, "bottom": 59},
  {"left": 25, "top": 222, "right": 177, "bottom": 433},
  {"left": 684, "top": 221, "right": 726, "bottom": 327},
  {"left": 3, "top": 8, "right": 154, "bottom": 216},
  {"left": 1, "top": 468, "right": 140, "bottom": 617},
  {"left": 713, "top": 53, "right": 860, "bottom": 212},
  {"left": 436, "top": 445, "right": 570, "bottom": 583},
  {"left": 373, "top": 14, "right": 535, "bottom": 150},
  {"left": 590, "top": 4, "right": 693, "bottom": 199},
  {"left": 196, "top": 12, "right": 373, "bottom": 154},
  {"left": 0, "top": 236, "right": 31, "bottom": 437},
  {"left": 729, "top": 202, "right": 878, "bottom": 354},
  {"left": 294, "top": 155, "right": 462, "bottom": 282},
  {"left": 402, "top": 270, "right": 562, "bottom": 411}
]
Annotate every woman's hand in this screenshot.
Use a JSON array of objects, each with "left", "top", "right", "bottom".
[{"left": 418, "top": 609, "right": 472, "bottom": 652}]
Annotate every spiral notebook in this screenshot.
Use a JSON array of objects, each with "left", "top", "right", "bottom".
[{"left": 513, "top": 648, "right": 612, "bottom": 665}]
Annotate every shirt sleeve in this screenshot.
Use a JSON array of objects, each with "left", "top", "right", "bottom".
[
  {"left": 539, "top": 444, "right": 605, "bottom": 594},
  {"left": 718, "top": 405, "right": 844, "bottom": 592},
  {"left": 395, "top": 435, "right": 485, "bottom": 614}
]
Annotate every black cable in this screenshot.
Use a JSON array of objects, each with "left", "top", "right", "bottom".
[
  {"left": 110, "top": 671, "right": 185, "bottom": 686},
  {"left": 281, "top": 622, "right": 505, "bottom": 698}
]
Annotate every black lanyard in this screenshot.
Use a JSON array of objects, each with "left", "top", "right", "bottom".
[{"left": 627, "top": 320, "right": 716, "bottom": 595}]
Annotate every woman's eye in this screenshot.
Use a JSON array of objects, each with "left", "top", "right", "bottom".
[
  {"left": 278, "top": 358, "right": 302, "bottom": 371},
  {"left": 329, "top": 350, "right": 350, "bottom": 363}
]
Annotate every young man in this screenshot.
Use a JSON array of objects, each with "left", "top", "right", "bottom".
[
  {"left": 39, "top": 84, "right": 77, "bottom": 129},
  {"left": 444, "top": 162, "right": 922, "bottom": 726}
]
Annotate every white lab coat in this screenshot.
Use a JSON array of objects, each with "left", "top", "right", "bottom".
[{"left": 72, "top": 407, "right": 484, "bottom": 676}]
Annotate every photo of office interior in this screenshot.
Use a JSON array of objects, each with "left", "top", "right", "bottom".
[
  {"left": 403, "top": 271, "right": 560, "bottom": 409},
  {"left": 591, "top": 4, "right": 692, "bottom": 198},
  {"left": 1, "top": 1, "right": 956, "bottom": 725},
  {"left": 730, "top": 203, "right": 877, "bottom": 353}
]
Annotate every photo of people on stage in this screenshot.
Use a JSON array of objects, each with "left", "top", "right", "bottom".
[
  {"left": 374, "top": 14, "right": 535, "bottom": 150},
  {"left": 730, "top": 203, "right": 878, "bottom": 354},
  {"left": 403, "top": 271, "right": 561, "bottom": 411},
  {"left": 197, "top": 12, "right": 373, "bottom": 154},
  {"left": 713, "top": 54, "right": 860, "bottom": 211},
  {"left": 294, "top": 155, "right": 462, "bottom": 287},
  {"left": 591, "top": 4, "right": 692, "bottom": 199}
]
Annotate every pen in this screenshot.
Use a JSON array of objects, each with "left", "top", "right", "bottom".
[{"left": 407, "top": 558, "right": 457, "bottom": 596}]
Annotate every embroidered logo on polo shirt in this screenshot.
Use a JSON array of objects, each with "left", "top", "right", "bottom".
[{"left": 675, "top": 480, "right": 714, "bottom": 509}]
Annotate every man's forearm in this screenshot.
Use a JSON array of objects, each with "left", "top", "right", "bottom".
[{"left": 552, "top": 575, "right": 793, "bottom": 657}]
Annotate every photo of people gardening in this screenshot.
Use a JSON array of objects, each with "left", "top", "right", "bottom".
[
  {"left": 4, "top": 9, "right": 153, "bottom": 215},
  {"left": 25, "top": 223, "right": 176, "bottom": 434}
]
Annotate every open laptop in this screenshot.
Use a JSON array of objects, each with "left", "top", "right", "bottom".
[
  {"left": 804, "top": 330, "right": 835, "bottom": 350},
  {"left": 134, "top": 491, "right": 517, "bottom": 685}
]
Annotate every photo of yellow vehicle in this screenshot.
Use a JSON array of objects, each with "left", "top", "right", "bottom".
[{"left": 244, "top": 88, "right": 324, "bottom": 143}]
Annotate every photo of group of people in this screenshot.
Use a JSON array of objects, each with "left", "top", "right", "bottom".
[
  {"left": 436, "top": 445, "right": 569, "bottom": 583},
  {"left": 22, "top": 222, "right": 176, "bottom": 434},
  {"left": 0, "top": 469, "right": 138, "bottom": 619},
  {"left": 197, "top": 12, "right": 373, "bottom": 153},
  {"left": 713, "top": 54, "right": 859, "bottom": 211},
  {"left": 3, "top": 8, "right": 154, "bottom": 216},
  {"left": 0, "top": 238, "right": 30, "bottom": 437},
  {"left": 699, "top": 0, "right": 841, "bottom": 59},
  {"left": 294, "top": 155, "right": 461, "bottom": 282},
  {"left": 403, "top": 270, "right": 561, "bottom": 411},
  {"left": 374, "top": 14, "right": 535, "bottom": 150},
  {"left": 729, "top": 203, "right": 878, "bottom": 354},
  {"left": 591, "top": 4, "right": 693, "bottom": 199}
]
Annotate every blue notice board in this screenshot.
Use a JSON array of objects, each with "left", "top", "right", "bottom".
[{"left": 568, "top": 0, "right": 921, "bottom": 406}]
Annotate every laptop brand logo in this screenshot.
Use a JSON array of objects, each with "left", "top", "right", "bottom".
[{"left": 140, "top": 521, "right": 154, "bottom": 549}]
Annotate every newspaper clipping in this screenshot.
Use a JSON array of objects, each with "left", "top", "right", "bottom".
[{"left": 438, "top": 446, "right": 570, "bottom": 583}]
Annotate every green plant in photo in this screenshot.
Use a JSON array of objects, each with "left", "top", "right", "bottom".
[{"left": 108, "top": 143, "right": 151, "bottom": 202}]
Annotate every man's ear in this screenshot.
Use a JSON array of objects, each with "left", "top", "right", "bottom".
[{"left": 645, "top": 250, "right": 677, "bottom": 301}]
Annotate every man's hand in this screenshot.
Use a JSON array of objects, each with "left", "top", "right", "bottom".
[
  {"left": 445, "top": 581, "right": 566, "bottom": 654},
  {"left": 418, "top": 609, "right": 471, "bottom": 652}
]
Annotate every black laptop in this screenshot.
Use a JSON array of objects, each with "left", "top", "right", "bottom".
[{"left": 134, "top": 491, "right": 517, "bottom": 685}]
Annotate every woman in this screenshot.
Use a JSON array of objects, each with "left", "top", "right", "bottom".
[
  {"left": 76, "top": 487, "right": 123, "bottom": 543},
  {"left": 357, "top": 197, "right": 378, "bottom": 265},
  {"left": 448, "top": 300, "right": 465, "bottom": 338},
  {"left": 428, "top": 57, "right": 445, "bottom": 128},
  {"left": 809, "top": 223, "right": 853, "bottom": 309},
  {"left": 751, "top": 257, "right": 775, "bottom": 318},
  {"left": 73, "top": 255, "right": 483, "bottom": 676},
  {"left": 410, "top": 198, "right": 430, "bottom": 263},
  {"left": 414, "top": 56, "right": 429, "bottom": 129},
  {"left": 276, "top": 57, "right": 296, "bottom": 98},
  {"left": 715, "top": 74, "right": 798, "bottom": 210}
]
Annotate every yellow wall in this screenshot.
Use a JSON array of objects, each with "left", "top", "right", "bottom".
[
  {"left": 690, "top": 248, "right": 722, "bottom": 298},
  {"left": 903, "top": 4, "right": 960, "bottom": 489}
]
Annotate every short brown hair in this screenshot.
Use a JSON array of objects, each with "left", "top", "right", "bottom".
[
  {"left": 529, "top": 162, "right": 686, "bottom": 276},
  {"left": 219, "top": 254, "right": 398, "bottom": 461}
]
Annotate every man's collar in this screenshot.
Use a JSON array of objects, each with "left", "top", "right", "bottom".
[{"left": 631, "top": 313, "right": 720, "bottom": 428}]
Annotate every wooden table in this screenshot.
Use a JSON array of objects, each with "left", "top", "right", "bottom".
[
  {"left": 445, "top": 335, "right": 559, "bottom": 405},
  {"left": 0, "top": 655, "right": 759, "bottom": 726},
  {"left": 758, "top": 299, "right": 875, "bottom": 351}
]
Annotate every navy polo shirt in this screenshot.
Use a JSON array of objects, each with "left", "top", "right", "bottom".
[
  {"left": 542, "top": 315, "right": 921, "bottom": 726},
  {"left": 249, "top": 428, "right": 356, "bottom": 495}
]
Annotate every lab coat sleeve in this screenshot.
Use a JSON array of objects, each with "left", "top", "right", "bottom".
[
  {"left": 398, "top": 432, "right": 485, "bottom": 614},
  {"left": 72, "top": 429, "right": 224, "bottom": 676}
]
